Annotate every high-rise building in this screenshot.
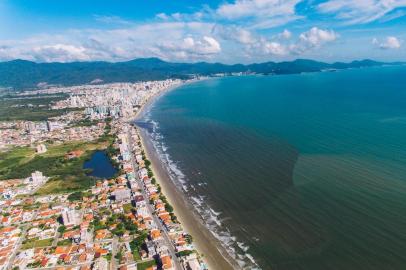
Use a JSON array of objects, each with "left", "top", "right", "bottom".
[
  {"left": 61, "top": 208, "right": 79, "bottom": 226},
  {"left": 30, "top": 171, "right": 46, "bottom": 185}
]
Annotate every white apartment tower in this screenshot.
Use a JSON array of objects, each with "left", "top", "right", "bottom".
[{"left": 61, "top": 208, "right": 79, "bottom": 226}]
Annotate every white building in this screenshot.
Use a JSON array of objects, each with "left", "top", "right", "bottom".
[
  {"left": 26, "top": 171, "right": 47, "bottom": 185},
  {"left": 61, "top": 208, "right": 79, "bottom": 226},
  {"left": 113, "top": 189, "right": 131, "bottom": 202},
  {"left": 36, "top": 144, "right": 47, "bottom": 154},
  {"left": 93, "top": 258, "right": 109, "bottom": 270}
]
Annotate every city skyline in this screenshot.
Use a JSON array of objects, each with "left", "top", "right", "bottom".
[{"left": 1, "top": 0, "right": 406, "bottom": 64}]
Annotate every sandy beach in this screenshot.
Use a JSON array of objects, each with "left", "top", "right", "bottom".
[{"left": 133, "top": 81, "right": 239, "bottom": 270}]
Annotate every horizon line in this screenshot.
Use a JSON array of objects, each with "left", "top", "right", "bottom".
[{"left": 1, "top": 57, "right": 404, "bottom": 66}]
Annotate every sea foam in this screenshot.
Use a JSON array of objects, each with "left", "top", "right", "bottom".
[{"left": 143, "top": 118, "right": 261, "bottom": 270}]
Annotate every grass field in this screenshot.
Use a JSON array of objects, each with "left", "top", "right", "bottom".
[
  {"left": 21, "top": 238, "right": 53, "bottom": 249},
  {"left": 0, "top": 95, "right": 78, "bottom": 121},
  {"left": 137, "top": 260, "right": 156, "bottom": 270},
  {"left": 0, "top": 137, "right": 113, "bottom": 194}
]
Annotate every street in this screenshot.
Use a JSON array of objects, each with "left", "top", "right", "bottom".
[{"left": 127, "top": 130, "right": 182, "bottom": 270}]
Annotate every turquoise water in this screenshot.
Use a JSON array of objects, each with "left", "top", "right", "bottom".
[
  {"left": 144, "top": 66, "right": 406, "bottom": 269},
  {"left": 83, "top": 151, "right": 117, "bottom": 178}
]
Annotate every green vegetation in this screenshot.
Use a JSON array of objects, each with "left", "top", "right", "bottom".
[
  {"left": 137, "top": 259, "right": 156, "bottom": 270},
  {"left": 159, "top": 194, "right": 174, "bottom": 213},
  {"left": 144, "top": 159, "right": 151, "bottom": 167},
  {"left": 0, "top": 147, "right": 35, "bottom": 177},
  {"left": 0, "top": 136, "right": 113, "bottom": 194},
  {"left": 70, "top": 118, "right": 100, "bottom": 127},
  {"left": 92, "top": 217, "right": 108, "bottom": 231},
  {"left": 57, "top": 239, "right": 72, "bottom": 246},
  {"left": 111, "top": 214, "right": 138, "bottom": 236},
  {"left": 115, "top": 251, "right": 123, "bottom": 261},
  {"left": 57, "top": 225, "right": 66, "bottom": 234},
  {"left": 123, "top": 203, "right": 133, "bottom": 214},
  {"left": 185, "top": 234, "right": 193, "bottom": 244},
  {"left": 176, "top": 250, "right": 195, "bottom": 257},
  {"left": 0, "top": 95, "right": 77, "bottom": 121},
  {"left": 132, "top": 250, "right": 141, "bottom": 261},
  {"left": 21, "top": 238, "right": 53, "bottom": 249},
  {"left": 130, "top": 232, "right": 148, "bottom": 261},
  {"left": 104, "top": 253, "right": 112, "bottom": 261},
  {"left": 26, "top": 261, "right": 41, "bottom": 268},
  {"left": 92, "top": 213, "right": 138, "bottom": 236},
  {"left": 67, "top": 191, "right": 92, "bottom": 202}
]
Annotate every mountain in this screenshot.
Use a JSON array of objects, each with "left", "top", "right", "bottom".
[{"left": 0, "top": 58, "right": 399, "bottom": 90}]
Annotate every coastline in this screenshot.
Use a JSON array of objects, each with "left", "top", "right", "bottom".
[{"left": 132, "top": 80, "right": 239, "bottom": 270}]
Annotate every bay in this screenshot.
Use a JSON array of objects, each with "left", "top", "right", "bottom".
[{"left": 144, "top": 66, "right": 406, "bottom": 270}]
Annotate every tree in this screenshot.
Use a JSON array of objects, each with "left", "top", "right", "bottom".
[{"left": 57, "top": 225, "right": 66, "bottom": 234}]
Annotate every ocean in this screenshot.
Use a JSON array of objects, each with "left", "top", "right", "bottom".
[{"left": 139, "top": 66, "right": 406, "bottom": 270}]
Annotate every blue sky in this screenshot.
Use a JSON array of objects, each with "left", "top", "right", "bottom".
[{"left": 1, "top": 0, "right": 406, "bottom": 63}]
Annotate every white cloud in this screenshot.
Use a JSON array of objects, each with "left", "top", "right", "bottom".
[
  {"left": 0, "top": 19, "right": 338, "bottom": 63},
  {"left": 0, "top": 22, "right": 221, "bottom": 63},
  {"left": 299, "top": 27, "right": 337, "bottom": 46},
  {"left": 156, "top": 13, "right": 169, "bottom": 20},
  {"left": 93, "top": 15, "right": 133, "bottom": 25},
  {"left": 238, "top": 27, "right": 338, "bottom": 58},
  {"left": 213, "top": 25, "right": 257, "bottom": 45},
  {"left": 155, "top": 11, "right": 204, "bottom": 22},
  {"left": 291, "top": 27, "right": 338, "bottom": 53},
  {"left": 216, "top": 0, "right": 303, "bottom": 29},
  {"left": 318, "top": 0, "right": 406, "bottom": 25},
  {"left": 278, "top": 29, "right": 292, "bottom": 39},
  {"left": 373, "top": 36, "right": 401, "bottom": 49},
  {"left": 31, "top": 44, "right": 91, "bottom": 62},
  {"left": 158, "top": 36, "right": 221, "bottom": 60},
  {"left": 262, "top": 41, "right": 287, "bottom": 55}
]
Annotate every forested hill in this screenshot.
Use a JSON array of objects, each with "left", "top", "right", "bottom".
[{"left": 0, "top": 58, "right": 399, "bottom": 90}]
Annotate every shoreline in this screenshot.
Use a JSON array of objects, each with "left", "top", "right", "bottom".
[{"left": 132, "top": 80, "right": 239, "bottom": 270}]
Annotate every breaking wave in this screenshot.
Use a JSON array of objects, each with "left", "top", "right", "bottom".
[{"left": 139, "top": 110, "right": 261, "bottom": 270}]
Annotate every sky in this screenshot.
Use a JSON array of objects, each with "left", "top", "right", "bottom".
[{"left": 1, "top": 0, "right": 406, "bottom": 63}]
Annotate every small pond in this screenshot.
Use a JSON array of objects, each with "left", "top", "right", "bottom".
[{"left": 83, "top": 150, "right": 117, "bottom": 178}]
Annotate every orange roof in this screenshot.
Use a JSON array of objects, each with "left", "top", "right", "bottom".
[
  {"left": 79, "top": 253, "right": 87, "bottom": 262},
  {"left": 64, "top": 255, "right": 72, "bottom": 263},
  {"left": 158, "top": 212, "right": 170, "bottom": 221},
  {"left": 95, "top": 230, "right": 107, "bottom": 239},
  {"left": 0, "top": 227, "right": 15, "bottom": 233},
  {"left": 94, "top": 248, "right": 108, "bottom": 255},
  {"left": 55, "top": 246, "right": 71, "bottom": 255},
  {"left": 161, "top": 255, "right": 172, "bottom": 269},
  {"left": 150, "top": 229, "right": 161, "bottom": 239},
  {"left": 155, "top": 203, "right": 164, "bottom": 209}
]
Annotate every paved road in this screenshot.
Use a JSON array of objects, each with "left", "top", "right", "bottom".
[
  {"left": 34, "top": 261, "right": 92, "bottom": 270},
  {"left": 52, "top": 231, "right": 60, "bottom": 247},
  {"left": 127, "top": 129, "right": 182, "bottom": 270},
  {"left": 111, "top": 237, "right": 119, "bottom": 270},
  {"left": 6, "top": 225, "right": 28, "bottom": 270}
]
